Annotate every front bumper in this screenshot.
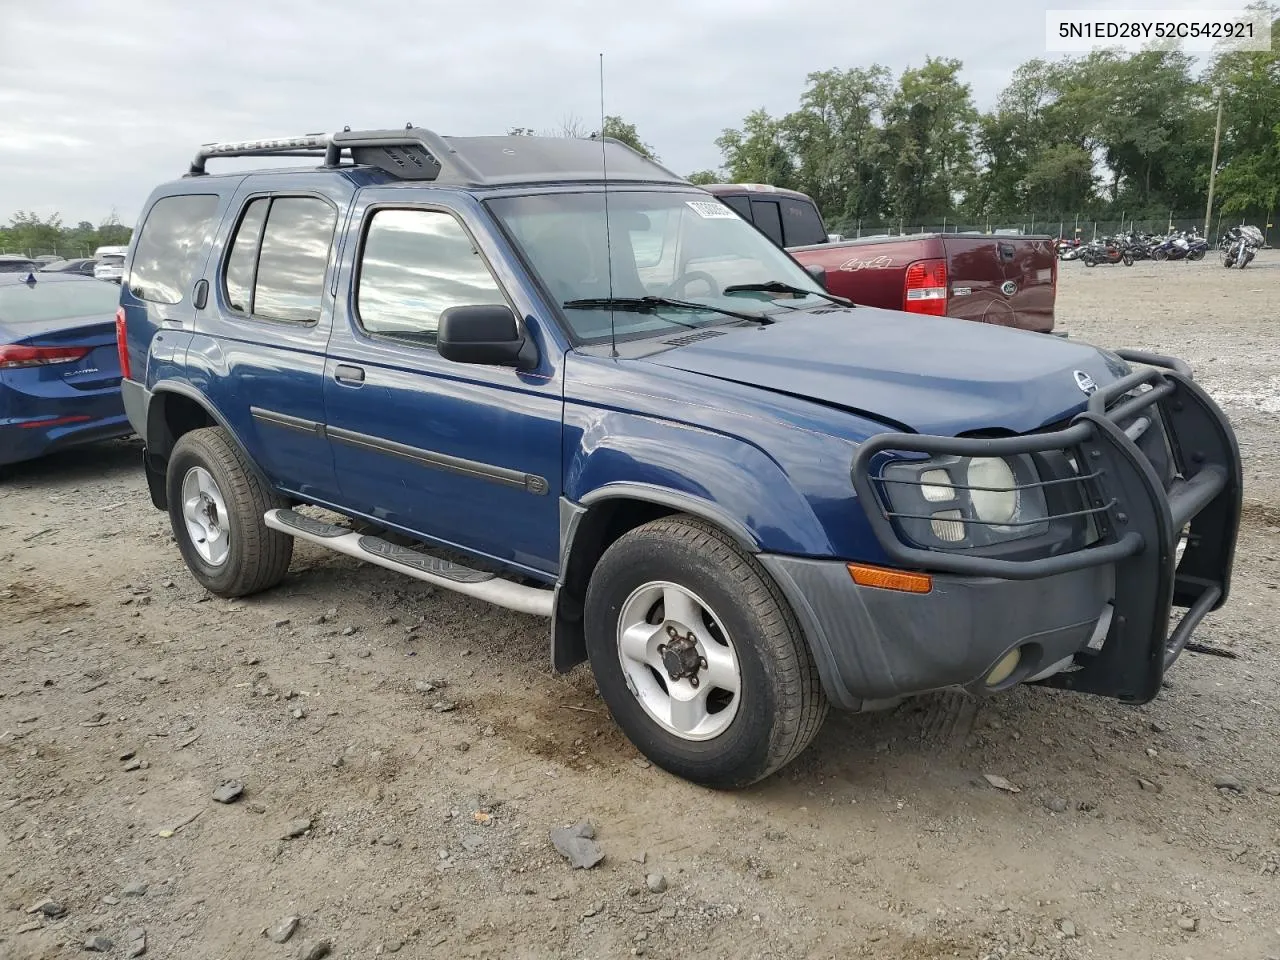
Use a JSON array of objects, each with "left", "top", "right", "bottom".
[{"left": 772, "top": 351, "right": 1241, "bottom": 710}]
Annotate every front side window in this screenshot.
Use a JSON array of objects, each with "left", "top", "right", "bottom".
[
  {"left": 356, "top": 208, "right": 505, "bottom": 346},
  {"left": 487, "top": 190, "right": 828, "bottom": 343},
  {"left": 128, "top": 194, "right": 218, "bottom": 304}
]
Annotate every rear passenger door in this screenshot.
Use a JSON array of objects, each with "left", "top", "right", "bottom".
[
  {"left": 322, "top": 195, "right": 564, "bottom": 578},
  {"left": 190, "top": 181, "right": 347, "bottom": 503}
]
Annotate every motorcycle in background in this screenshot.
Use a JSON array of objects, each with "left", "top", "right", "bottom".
[
  {"left": 1152, "top": 232, "right": 1208, "bottom": 262},
  {"left": 1222, "top": 225, "right": 1264, "bottom": 268},
  {"left": 1079, "top": 239, "right": 1133, "bottom": 266}
]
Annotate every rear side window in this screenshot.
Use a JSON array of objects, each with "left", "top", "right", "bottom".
[
  {"left": 749, "top": 199, "right": 784, "bottom": 246},
  {"left": 222, "top": 196, "right": 335, "bottom": 323},
  {"left": 128, "top": 194, "right": 218, "bottom": 304},
  {"left": 356, "top": 208, "right": 504, "bottom": 346},
  {"left": 780, "top": 197, "right": 826, "bottom": 247}
]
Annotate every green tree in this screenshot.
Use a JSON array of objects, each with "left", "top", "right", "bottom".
[
  {"left": 685, "top": 170, "right": 722, "bottom": 185},
  {"left": 1207, "top": 7, "right": 1280, "bottom": 213},
  {"left": 600, "top": 115, "right": 658, "bottom": 159},
  {"left": 781, "top": 66, "right": 890, "bottom": 226},
  {"left": 715, "top": 109, "right": 795, "bottom": 186},
  {"left": 881, "top": 58, "right": 977, "bottom": 222}
]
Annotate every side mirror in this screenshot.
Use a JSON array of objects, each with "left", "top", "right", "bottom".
[
  {"left": 804, "top": 263, "right": 828, "bottom": 290},
  {"left": 437, "top": 304, "right": 537, "bottom": 370}
]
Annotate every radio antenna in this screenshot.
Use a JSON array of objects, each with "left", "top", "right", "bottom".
[{"left": 598, "top": 52, "right": 618, "bottom": 358}]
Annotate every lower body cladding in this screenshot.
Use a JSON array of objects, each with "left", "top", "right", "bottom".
[{"left": 763, "top": 556, "right": 1115, "bottom": 710}]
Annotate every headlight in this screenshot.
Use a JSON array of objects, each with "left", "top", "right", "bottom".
[
  {"left": 879, "top": 454, "right": 1049, "bottom": 550},
  {"left": 967, "top": 457, "right": 1018, "bottom": 523}
]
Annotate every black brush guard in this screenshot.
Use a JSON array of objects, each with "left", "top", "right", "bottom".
[{"left": 850, "top": 350, "right": 1242, "bottom": 703}]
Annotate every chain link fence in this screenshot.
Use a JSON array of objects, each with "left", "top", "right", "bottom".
[
  {"left": 0, "top": 246, "right": 98, "bottom": 259},
  {"left": 828, "top": 211, "right": 1277, "bottom": 246}
]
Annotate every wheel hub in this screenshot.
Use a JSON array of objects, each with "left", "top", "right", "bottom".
[{"left": 658, "top": 625, "right": 708, "bottom": 686}]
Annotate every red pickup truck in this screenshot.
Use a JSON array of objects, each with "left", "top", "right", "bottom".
[{"left": 703, "top": 184, "right": 1058, "bottom": 333}]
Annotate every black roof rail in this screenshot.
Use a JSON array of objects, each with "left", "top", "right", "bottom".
[
  {"left": 187, "top": 126, "right": 465, "bottom": 182},
  {"left": 186, "top": 125, "right": 687, "bottom": 187}
]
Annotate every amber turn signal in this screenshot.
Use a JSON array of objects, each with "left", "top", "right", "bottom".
[{"left": 846, "top": 563, "right": 933, "bottom": 594}]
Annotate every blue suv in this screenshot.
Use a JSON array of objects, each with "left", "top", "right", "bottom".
[{"left": 117, "top": 128, "right": 1241, "bottom": 787}]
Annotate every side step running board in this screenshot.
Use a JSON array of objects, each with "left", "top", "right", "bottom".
[{"left": 264, "top": 509, "right": 553, "bottom": 618}]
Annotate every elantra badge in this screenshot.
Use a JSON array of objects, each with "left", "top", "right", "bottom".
[{"left": 1074, "top": 370, "right": 1098, "bottom": 395}]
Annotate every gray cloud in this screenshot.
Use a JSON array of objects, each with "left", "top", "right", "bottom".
[{"left": 1, "top": 0, "right": 1231, "bottom": 225}]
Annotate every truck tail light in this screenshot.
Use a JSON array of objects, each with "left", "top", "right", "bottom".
[
  {"left": 115, "top": 307, "right": 132, "bottom": 381},
  {"left": 904, "top": 259, "right": 947, "bottom": 315},
  {"left": 0, "top": 344, "right": 92, "bottom": 369}
]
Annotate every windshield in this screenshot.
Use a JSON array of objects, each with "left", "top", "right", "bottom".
[
  {"left": 0, "top": 279, "right": 119, "bottom": 324},
  {"left": 487, "top": 191, "right": 830, "bottom": 342}
]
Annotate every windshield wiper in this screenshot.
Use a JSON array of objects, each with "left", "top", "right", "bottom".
[
  {"left": 562, "top": 296, "right": 773, "bottom": 325},
  {"left": 722, "top": 280, "right": 855, "bottom": 308}
]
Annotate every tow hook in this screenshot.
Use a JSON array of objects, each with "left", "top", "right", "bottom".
[{"left": 657, "top": 624, "right": 707, "bottom": 686}]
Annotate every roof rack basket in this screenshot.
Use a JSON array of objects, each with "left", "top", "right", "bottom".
[{"left": 186, "top": 126, "right": 484, "bottom": 183}]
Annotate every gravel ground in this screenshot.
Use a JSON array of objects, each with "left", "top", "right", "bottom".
[{"left": 1, "top": 252, "right": 1277, "bottom": 960}]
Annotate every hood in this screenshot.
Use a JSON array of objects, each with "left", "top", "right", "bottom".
[{"left": 645, "top": 307, "right": 1127, "bottom": 436}]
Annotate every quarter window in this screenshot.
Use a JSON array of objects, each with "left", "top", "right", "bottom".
[
  {"left": 128, "top": 194, "right": 218, "bottom": 304},
  {"left": 356, "top": 209, "right": 505, "bottom": 346}
]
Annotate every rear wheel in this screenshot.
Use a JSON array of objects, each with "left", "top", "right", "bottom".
[
  {"left": 1188, "top": 249, "right": 1205, "bottom": 262},
  {"left": 1152, "top": 249, "right": 1168, "bottom": 262},
  {"left": 166, "top": 427, "right": 293, "bottom": 597},
  {"left": 584, "top": 516, "right": 827, "bottom": 788},
  {"left": 1084, "top": 257, "right": 1096, "bottom": 267}
]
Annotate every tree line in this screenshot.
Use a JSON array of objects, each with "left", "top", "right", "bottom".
[
  {"left": 684, "top": 12, "right": 1278, "bottom": 231},
  {"left": 0, "top": 212, "right": 132, "bottom": 258}
]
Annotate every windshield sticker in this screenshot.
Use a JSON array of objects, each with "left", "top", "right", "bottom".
[{"left": 686, "top": 201, "right": 740, "bottom": 219}]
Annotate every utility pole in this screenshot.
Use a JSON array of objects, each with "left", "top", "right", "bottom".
[{"left": 1205, "top": 87, "right": 1224, "bottom": 238}]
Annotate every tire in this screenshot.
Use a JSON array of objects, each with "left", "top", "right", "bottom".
[
  {"left": 1084, "top": 257, "right": 1096, "bottom": 267},
  {"left": 583, "top": 515, "right": 827, "bottom": 788},
  {"left": 1188, "top": 249, "right": 1205, "bottom": 262},
  {"left": 1152, "top": 249, "right": 1168, "bottom": 262},
  {"left": 1122, "top": 253, "right": 1134, "bottom": 266},
  {"left": 166, "top": 426, "right": 293, "bottom": 597}
]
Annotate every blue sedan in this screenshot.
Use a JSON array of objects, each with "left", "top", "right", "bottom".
[{"left": 0, "top": 272, "right": 131, "bottom": 468}]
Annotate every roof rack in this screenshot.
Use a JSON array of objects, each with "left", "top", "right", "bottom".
[
  {"left": 188, "top": 126, "right": 473, "bottom": 182},
  {"left": 186, "top": 125, "right": 687, "bottom": 187}
]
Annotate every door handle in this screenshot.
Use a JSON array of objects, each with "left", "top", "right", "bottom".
[{"left": 334, "top": 364, "right": 365, "bottom": 385}]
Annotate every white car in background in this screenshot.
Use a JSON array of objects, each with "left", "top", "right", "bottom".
[{"left": 93, "top": 245, "right": 127, "bottom": 283}]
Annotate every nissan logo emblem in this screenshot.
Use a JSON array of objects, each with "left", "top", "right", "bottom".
[
  {"left": 1000, "top": 280, "right": 1017, "bottom": 297},
  {"left": 1074, "top": 370, "right": 1098, "bottom": 395}
]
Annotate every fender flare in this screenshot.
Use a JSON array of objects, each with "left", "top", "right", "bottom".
[
  {"left": 551, "top": 484, "right": 767, "bottom": 674},
  {"left": 144, "top": 381, "right": 273, "bottom": 505},
  {"left": 576, "top": 483, "right": 760, "bottom": 554}
]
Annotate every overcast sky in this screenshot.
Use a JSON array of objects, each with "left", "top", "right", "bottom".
[{"left": 0, "top": 0, "right": 1239, "bottom": 225}]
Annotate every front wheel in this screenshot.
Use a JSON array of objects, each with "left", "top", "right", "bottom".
[
  {"left": 584, "top": 516, "right": 827, "bottom": 788},
  {"left": 1084, "top": 257, "right": 1096, "bottom": 267},
  {"left": 1122, "top": 253, "right": 1134, "bottom": 266},
  {"left": 166, "top": 427, "right": 293, "bottom": 597},
  {"left": 1152, "top": 249, "right": 1168, "bottom": 262}
]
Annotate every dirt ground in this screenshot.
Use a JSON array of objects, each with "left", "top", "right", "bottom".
[{"left": 2, "top": 253, "right": 1278, "bottom": 960}]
